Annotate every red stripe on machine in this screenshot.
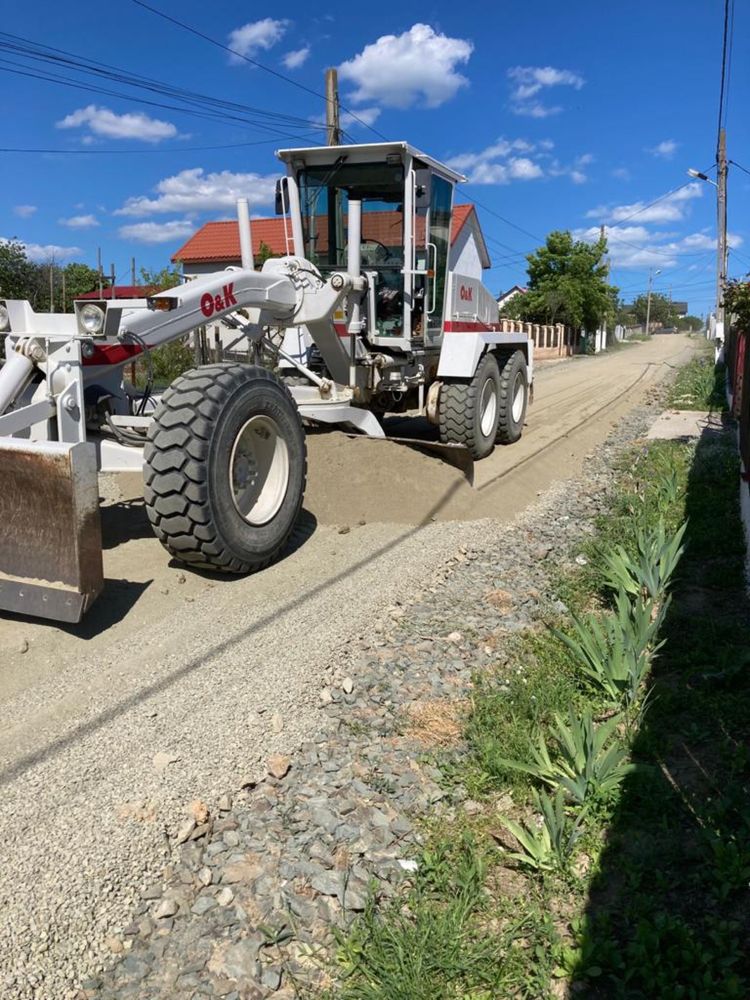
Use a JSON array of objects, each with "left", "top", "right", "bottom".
[
  {"left": 443, "top": 320, "right": 501, "bottom": 333},
  {"left": 82, "top": 343, "right": 142, "bottom": 366}
]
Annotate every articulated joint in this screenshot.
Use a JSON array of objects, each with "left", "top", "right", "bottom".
[{"left": 14, "top": 338, "right": 46, "bottom": 364}]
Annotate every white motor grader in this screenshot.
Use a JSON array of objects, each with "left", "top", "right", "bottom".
[{"left": 0, "top": 141, "right": 533, "bottom": 622}]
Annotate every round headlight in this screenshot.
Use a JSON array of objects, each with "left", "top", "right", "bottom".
[
  {"left": 0, "top": 304, "right": 9, "bottom": 332},
  {"left": 80, "top": 303, "right": 105, "bottom": 334}
]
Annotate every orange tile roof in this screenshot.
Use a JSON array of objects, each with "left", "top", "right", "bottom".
[{"left": 172, "top": 204, "right": 479, "bottom": 263}]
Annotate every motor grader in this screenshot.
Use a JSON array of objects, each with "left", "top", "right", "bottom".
[{"left": 0, "top": 141, "right": 533, "bottom": 623}]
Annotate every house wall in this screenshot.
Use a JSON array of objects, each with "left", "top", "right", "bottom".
[{"left": 450, "top": 225, "right": 483, "bottom": 281}]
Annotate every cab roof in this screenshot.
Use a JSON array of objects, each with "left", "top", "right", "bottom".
[{"left": 275, "top": 141, "right": 467, "bottom": 184}]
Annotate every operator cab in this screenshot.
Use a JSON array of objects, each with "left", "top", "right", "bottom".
[{"left": 275, "top": 142, "right": 466, "bottom": 353}]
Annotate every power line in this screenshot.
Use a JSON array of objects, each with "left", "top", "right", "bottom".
[
  {"left": 130, "top": 1, "right": 388, "bottom": 141},
  {"left": 729, "top": 159, "right": 750, "bottom": 177},
  {"left": 717, "top": 0, "right": 733, "bottom": 150},
  {"left": 463, "top": 192, "right": 543, "bottom": 242},
  {"left": 0, "top": 133, "right": 323, "bottom": 155}
]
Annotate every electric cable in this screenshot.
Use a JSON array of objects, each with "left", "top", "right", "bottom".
[{"left": 130, "top": 1, "right": 388, "bottom": 141}]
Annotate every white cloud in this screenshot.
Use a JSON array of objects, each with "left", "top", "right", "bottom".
[
  {"left": 339, "top": 24, "right": 473, "bottom": 109},
  {"left": 447, "top": 138, "right": 545, "bottom": 184},
  {"left": 449, "top": 138, "right": 589, "bottom": 186},
  {"left": 548, "top": 153, "right": 593, "bottom": 184},
  {"left": 282, "top": 46, "right": 310, "bottom": 69},
  {"left": 59, "top": 214, "right": 99, "bottom": 229},
  {"left": 2, "top": 238, "right": 81, "bottom": 262},
  {"left": 508, "top": 65, "right": 584, "bottom": 117},
  {"left": 612, "top": 167, "right": 631, "bottom": 181},
  {"left": 13, "top": 204, "right": 37, "bottom": 218},
  {"left": 647, "top": 139, "right": 678, "bottom": 159},
  {"left": 118, "top": 220, "right": 195, "bottom": 244},
  {"left": 341, "top": 107, "right": 381, "bottom": 128},
  {"left": 115, "top": 168, "right": 279, "bottom": 217},
  {"left": 586, "top": 182, "right": 703, "bottom": 225},
  {"left": 228, "top": 19, "right": 288, "bottom": 61},
  {"left": 573, "top": 223, "right": 742, "bottom": 269},
  {"left": 57, "top": 105, "right": 178, "bottom": 142}
]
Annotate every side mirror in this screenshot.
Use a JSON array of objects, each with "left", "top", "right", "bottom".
[{"left": 275, "top": 177, "right": 287, "bottom": 216}]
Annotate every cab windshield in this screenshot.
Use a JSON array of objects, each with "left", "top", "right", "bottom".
[{"left": 298, "top": 162, "right": 405, "bottom": 274}]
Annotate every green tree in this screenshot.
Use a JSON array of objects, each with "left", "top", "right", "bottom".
[
  {"left": 516, "top": 231, "right": 618, "bottom": 332},
  {"left": 139, "top": 265, "right": 182, "bottom": 292},
  {"left": 255, "top": 241, "right": 277, "bottom": 268},
  {"left": 630, "top": 292, "right": 678, "bottom": 327},
  {"left": 678, "top": 314, "right": 703, "bottom": 332},
  {"left": 62, "top": 262, "right": 104, "bottom": 308},
  {"left": 0, "top": 240, "right": 37, "bottom": 300}
]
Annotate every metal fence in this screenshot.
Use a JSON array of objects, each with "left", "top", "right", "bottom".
[{"left": 725, "top": 325, "right": 750, "bottom": 472}]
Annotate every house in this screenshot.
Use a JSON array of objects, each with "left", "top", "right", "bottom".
[
  {"left": 172, "top": 204, "right": 491, "bottom": 280},
  {"left": 75, "top": 285, "right": 151, "bottom": 301},
  {"left": 672, "top": 301, "right": 688, "bottom": 319},
  {"left": 497, "top": 285, "right": 526, "bottom": 310}
]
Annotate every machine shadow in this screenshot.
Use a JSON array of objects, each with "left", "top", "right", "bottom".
[
  {"left": 0, "top": 477, "right": 464, "bottom": 790},
  {"left": 571, "top": 425, "right": 750, "bottom": 996},
  {"left": 100, "top": 497, "right": 154, "bottom": 549},
  {"left": 0, "top": 578, "right": 151, "bottom": 637}
]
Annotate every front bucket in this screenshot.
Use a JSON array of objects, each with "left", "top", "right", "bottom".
[{"left": 0, "top": 440, "right": 103, "bottom": 623}]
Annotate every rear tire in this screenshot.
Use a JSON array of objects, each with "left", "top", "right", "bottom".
[
  {"left": 143, "top": 363, "right": 306, "bottom": 573},
  {"left": 495, "top": 350, "right": 528, "bottom": 444},
  {"left": 438, "top": 351, "right": 501, "bottom": 459}
]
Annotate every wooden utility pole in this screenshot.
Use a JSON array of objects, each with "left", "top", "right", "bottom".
[
  {"left": 325, "top": 68, "right": 341, "bottom": 146},
  {"left": 716, "top": 127, "right": 728, "bottom": 336},
  {"left": 131, "top": 257, "right": 136, "bottom": 285}
]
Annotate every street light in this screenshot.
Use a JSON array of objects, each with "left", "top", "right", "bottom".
[
  {"left": 687, "top": 167, "right": 718, "bottom": 187},
  {"left": 645, "top": 268, "right": 661, "bottom": 337}
]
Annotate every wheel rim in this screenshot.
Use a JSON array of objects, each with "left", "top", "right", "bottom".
[
  {"left": 479, "top": 376, "right": 498, "bottom": 438},
  {"left": 229, "top": 415, "right": 289, "bottom": 526},
  {"left": 511, "top": 373, "right": 525, "bottom": 423}
]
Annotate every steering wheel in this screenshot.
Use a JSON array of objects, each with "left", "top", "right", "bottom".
[{"left": 360, "top": 239, "right": 391, "bottom": 265}]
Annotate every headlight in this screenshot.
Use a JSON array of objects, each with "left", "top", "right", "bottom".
[
  {"left": 0, "top": 304, "right": 9, "bottom": 332},
  {"left": 79, "top": 303, "right": 105, "bottom": 334}
]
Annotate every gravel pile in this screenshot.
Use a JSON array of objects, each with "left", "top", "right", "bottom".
[{"left": 88, "top": 397, "right": 665, "bottom": 1000}]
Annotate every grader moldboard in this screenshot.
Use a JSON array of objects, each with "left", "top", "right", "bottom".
[{"left": 0, "top": 141, "right": 533, "bottom": 623}]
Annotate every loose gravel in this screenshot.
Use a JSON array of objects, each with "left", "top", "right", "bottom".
[{"left": 82, "top": 393, "right": 668, "bottom": 1000}]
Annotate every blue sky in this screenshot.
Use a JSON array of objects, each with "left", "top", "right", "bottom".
[{"left": 2, "top": 0, "right": 748, "bottom": 315}]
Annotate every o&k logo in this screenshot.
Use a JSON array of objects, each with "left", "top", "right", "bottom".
[
  {"left": 459, "top": 285, "right": 474, "bottom": 302},
  {"left": 200, "top": 282, "right": 238, "bottom": 318}
]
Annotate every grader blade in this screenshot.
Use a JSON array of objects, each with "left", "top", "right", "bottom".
[{"left": 0, "top": 440, "right": 103, "bottom": 623}]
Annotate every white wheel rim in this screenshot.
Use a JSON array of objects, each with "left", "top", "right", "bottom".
[
  {"left": 229, "top": 415, "right": 289, "bottom": 526},
  {"left": 479, "top": 377, "right": 498, "bottom": 438},
  {"left": 511, "top": 373, "right": 525, "bottom": 423}
]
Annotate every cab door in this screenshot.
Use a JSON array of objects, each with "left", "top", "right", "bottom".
[{"left": 424, "top": 173, "right": 454, "bottom": 347}]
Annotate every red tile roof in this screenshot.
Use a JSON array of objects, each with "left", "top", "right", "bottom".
[
  {"left": 76, "top": 285, "right": 152, "bottom": 300},
  {"left": 172, "top": 204, "right": 479, "bottom": 264}
]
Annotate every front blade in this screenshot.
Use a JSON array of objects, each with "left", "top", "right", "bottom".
[{"left": 0, "top": 440, "right": 103, "bottom": 623}]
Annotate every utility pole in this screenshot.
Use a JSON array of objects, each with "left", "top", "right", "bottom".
[
  {"left": 131, "top": 257, "right": 136, "bottom": 286},
  {"left": 61, "top": 269, "right": 66, "bottom": 313},
  {"left": 716, "top": 127, "right": 728, "bottom": 339},
  {"left": 325, "top": 68, "right": 341, "bottom": 146},
  {"left": 97, "top": 247, "right": 103, "bottom": 298},
  {"left": 48, "top": 261, "right": 54, "bottom": 312},
  {"left": 645, "top": 267, "right": 661, "bottom": 337}
]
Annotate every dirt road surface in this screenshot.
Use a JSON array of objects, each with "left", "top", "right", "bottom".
[{"left": 0, "top": 334, "right": 694, "bottom": 995}]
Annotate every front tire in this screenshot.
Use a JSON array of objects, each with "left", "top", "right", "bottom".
[
  {"left": 438, "top": 351, "right": 501, "bottom": 459},
  {"left": 143, "top": 363, "right": 306, "bottom": 573}
]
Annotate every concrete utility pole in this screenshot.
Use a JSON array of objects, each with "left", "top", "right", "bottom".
[
  {"left": 644, "top": 267, "right": 661, "bottom": 336},
  {"left": 325, "top": 68, "right": 341, "bottom": 146},
  {"left": 716, "top": 127, "right": 729, "bottom": 338},
  {"left": 131, "top": 257, "right": 136, "bottom": 286},
  {"left": 48, "top": 262, "right": 54, "bottom": 312}
]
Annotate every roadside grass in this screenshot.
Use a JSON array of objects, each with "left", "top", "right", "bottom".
[
  {"left": 327, "top": 407, "right": 750, "bottom": 998},
  {"left": 667, "top": 341, "right": 727, "bottom": 412}
]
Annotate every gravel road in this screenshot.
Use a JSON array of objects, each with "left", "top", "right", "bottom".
[{"left": 0, "top": 335, "right": 694, "bottom": 997}]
